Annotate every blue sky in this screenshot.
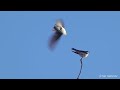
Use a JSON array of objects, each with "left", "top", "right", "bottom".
[{"left": 0, "top": 11, "right": 120, "bottom": 79}]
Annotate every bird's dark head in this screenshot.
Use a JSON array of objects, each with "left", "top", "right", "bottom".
[
  {"left": 83, "top": 51, "right": 89, "bottom": 58},
  {"left": 85, "top": 51, "right": 90, "bottom": 55},
  {"left": 86, "top": 51, "right": 89, "bottom": 53}
]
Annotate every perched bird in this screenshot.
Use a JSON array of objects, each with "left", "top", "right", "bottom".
[
  {"left": 72, "top": 48, "right": 89, "bottom": 79},
  {"left": 72, "top": 48, "right": 89, "bottom": 58},
  {"left": 49, "top": 19, "right": 67, "bottom": 50}
]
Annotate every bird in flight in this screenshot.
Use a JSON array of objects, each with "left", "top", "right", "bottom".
[
  {"left": 49, "top": 19, "right": 67, "bottom": 50},
  {"left": 72, "top": 48, "right": 89, "bottom": 79}
]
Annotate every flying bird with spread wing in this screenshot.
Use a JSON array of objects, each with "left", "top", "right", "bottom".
[
  {"left": 49, "top": 19, "right": 67, "bottom": 50},
  {"left": 72, "top": 48, "right": 89, "bottom": 79}
]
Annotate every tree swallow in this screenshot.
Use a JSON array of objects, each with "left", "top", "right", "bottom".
[
  {"left": 71, "top": 48, "right": 89, "bottom": 79},
  {"left": 49, "top": 19, "right": 67, "bottom": 50},
  {"left": 72, "top": 48, "right": 89, "bottom": 58}
]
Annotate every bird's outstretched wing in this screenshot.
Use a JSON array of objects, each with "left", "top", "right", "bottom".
[{"left": 49, "top": 31, "right": 62, "bottom": 50}]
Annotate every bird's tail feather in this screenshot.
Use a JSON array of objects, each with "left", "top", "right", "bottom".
[
  {"left": 72, "top": 48, "right": 79, "bottom": 54},
  {"left": 72, "top": 48, "right": 76, "bottom": 50}
]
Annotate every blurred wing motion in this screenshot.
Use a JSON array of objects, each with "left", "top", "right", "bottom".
[
  {"left": 49, "top": 31, "right": 62, "bottom": 50},
  {"left": 48, "top": 19, "right": 67, "bottom": 50},
  {"left": 56, "top": 19, "right": 65, "bottom": 28}
]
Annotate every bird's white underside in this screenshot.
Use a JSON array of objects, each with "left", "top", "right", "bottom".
[
  {"left": 61, "top": 27, "right": 67, "bottom": 35},
  {"left": 54, "top": 24, "right": 67, "bottom": 35},
  {"left": 79, "top": 52, "right": 89, "bottom": 58},
  {"left": 84, "top": 53, "right": 89, "bottom": 58}
]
